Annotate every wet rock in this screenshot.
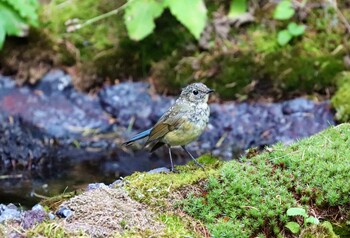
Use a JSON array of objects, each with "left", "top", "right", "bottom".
[
  {"left": 56, "top": 207, "right": 73, "bottom": 218},
  {"left": 31, "top": 204, "right": 44, "bottom": 212},
  {"left": 0, "top": 203, "right": 21, "bottom": 223},
  {"left": 0, "top": 70, "right": 110, "bottom": 138},
  {"left": 0, "top": 113, "right": 48, "bottom": 170},
  {"left": 148, "top": 167, "right": 170, "bottom": 174},
  {"left": 98, "top": 82, "right": 173, "bottom": 130},
  {"left": 87, "top": 183, "right": 108, "bottom": 191},
  {"left": 109, "top": 179, "right": 123, "bottom": 188}
]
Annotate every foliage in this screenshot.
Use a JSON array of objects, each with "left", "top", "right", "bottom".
[
  {"left": 285, "top": 207, "right": 319, "bottom": 234},
  {"left": 0, "top": 0, "right": 39, "bottom": 49},
  {"left": 273, "top": 0, "right": 305, "bottom": 46},
  {"left": 331, "top": 72, "right": 350, "bottom": 122},
  {"left": 228, "top": 0, "right": 247, "bottom": 19}
]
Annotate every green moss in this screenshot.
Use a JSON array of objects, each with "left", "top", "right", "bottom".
[
  {"left": 333, "top": 221, "right": 350, "bottom": 237},
  {"left": 42, "top": 2, "right": 195, "bottom": 89},
  {"left": 182, "top": 157, "right": 296, "bottom": 237},
  {"left": 265, "top": 124, "right": 350, "bottom": 206},
  {"left": 180, "top": 124, "right": 350, "bottom": 237},
  {"left": 331, "top": 72, "right": 350, "bottom": 122},
  {"left": 27, "top": 222, "right": 70, "bottom": 238},
  {"left": 151, "top": 6, "right": 346, "bottom": 99},
  {"left": 159, "top": 213, "right": 197, "bottom": 237},
  {"left": 152, "top": 50, "right": 255, "bottom": 99},
  {"left": 124, "top": 156, "right": 222, "bottom": 206},
  {"left": 300, "top": 221, "right": 339, "bottom": 238}
]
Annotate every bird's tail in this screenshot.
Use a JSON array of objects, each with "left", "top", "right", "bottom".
[{"left": 122, "top": 128, "right": 152, "bottom": 146}]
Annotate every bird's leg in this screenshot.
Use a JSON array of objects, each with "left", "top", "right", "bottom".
[
  {"left": 168, "top": 145, "right": 175, "bottom": 172},
  {"left": 181, "top": 146, "right": 204, "bottom": 170}
]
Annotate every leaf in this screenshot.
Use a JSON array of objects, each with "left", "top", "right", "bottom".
[
  {"left": 305, "top": 216, "right": 320, "bottom": 225},
  {"left": 285, "top": 222, "right": 300, "bottom": 234},
  {"left": 4, "top": 0, "right": 39, "bottom": 26},
  {"left": 124, "top": 0, "right": 165, "bottom": 41},
  {"left": 286, "top": 207, "right": 307, "bottom": 217},
  {"left": 287, "top": 22, "right": 305, "bottom": 36},
  {"left": 0, "top": 2, "right": 28, "bottom": 37},
  {"left": 228, "top": 0, "right": 247, "bottom": 19},
  {"left": 0, "top": 22, "right": 5, "bottom": 49},
  {"left": 273, "top": 0, "right": 295, "bottom": 20},
  {"left": 167, "top": 0, "right": 207, "bottom": 40},
  {"left": 277, "top": 29, "right": 292, "bottom": 46}
]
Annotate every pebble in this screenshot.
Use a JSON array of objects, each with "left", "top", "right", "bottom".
[{"left": 56, "top": 207, "right": 73, "bottom": 218}]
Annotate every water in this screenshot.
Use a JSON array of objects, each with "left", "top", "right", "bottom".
[{"left": 0, "top": 149, "right": 189, "bottom": 208}]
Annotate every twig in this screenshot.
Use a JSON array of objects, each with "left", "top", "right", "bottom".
[
  {"left": 66, "top": 0, "right": 132, "bottom": 32},
  {"left": 330, "top": 0, "right": 350, "bottom": 33}
]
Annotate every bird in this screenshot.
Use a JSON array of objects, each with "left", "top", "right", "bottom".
[{"left": 123, "top": 82, "right": 214, "bottom": 171}]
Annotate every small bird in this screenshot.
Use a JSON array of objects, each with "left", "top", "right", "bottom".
[{"left": 123, "top": 83, "right": 214, "bottom": 171}]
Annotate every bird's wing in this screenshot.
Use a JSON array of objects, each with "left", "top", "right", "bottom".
[{"left": 146, "top": 104, "right": 187, "bottom": 143}]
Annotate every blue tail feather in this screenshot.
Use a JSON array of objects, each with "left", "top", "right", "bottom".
[{"left": 123, "top": 128, "right": 152, "bottom": 145}]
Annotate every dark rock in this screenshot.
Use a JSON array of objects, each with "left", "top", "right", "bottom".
[{"left": 56, "top": 207, "right": 73, "bottom": 218}]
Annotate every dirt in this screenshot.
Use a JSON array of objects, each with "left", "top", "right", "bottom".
[{"left": 60, "top": 187, "right": 165, "bottom": 237}]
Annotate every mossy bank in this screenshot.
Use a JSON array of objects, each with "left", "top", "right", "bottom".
[{"left": 1, "top": 123, "right": 348, "bottom": 237}]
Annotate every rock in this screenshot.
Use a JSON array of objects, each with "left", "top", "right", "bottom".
[
  {"left": 21, "top": 209, "right": 47, "bottom": 229},
  {"left": 87, "top": 183, "right": 108, "bottom": 191},
  {"left": 0, "top": 204, "right": 21, "bottom": 223},
  {"left": 148, "top": 167, "right": 171, "bottom": 174},
  {"left": 56, "top": 207, "right": 73, "bottom": 218}
]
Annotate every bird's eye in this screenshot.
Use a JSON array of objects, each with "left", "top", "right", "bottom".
[{"left": 192, "top": 90, "right": 198, "bottom": 95}]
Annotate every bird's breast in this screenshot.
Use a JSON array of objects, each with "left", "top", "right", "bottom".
[{"left": 163, "top": 103, "right": 210, "bottom": 146}]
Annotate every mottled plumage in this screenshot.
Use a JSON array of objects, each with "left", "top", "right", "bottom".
[{"left": 123, "top": 83, "right": 213, "bottom": 171}]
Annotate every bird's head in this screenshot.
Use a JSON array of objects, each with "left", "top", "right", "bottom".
[{"left": 179, "top": 83, "right": 214, "bottom": 103}]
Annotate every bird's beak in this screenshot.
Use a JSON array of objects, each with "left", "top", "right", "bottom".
[{"left": 207, "top": 89, "right": 214, "bottom": 94}]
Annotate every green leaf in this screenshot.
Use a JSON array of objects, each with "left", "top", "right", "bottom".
[
  {"left": 124, "top": 0, "right": 165, "bottom": 41},
  {"left": 286, "top": 207, "right": 307, "bottom": 217},
  {"left": 273, "top": 0, "right": 295, "bottom": 20},
  {"left": 287, "top": 22, "right": 305, "bottom": 36},
  {"left": 0, "top": 2, "right": 28, "bottom": 37},
  {"left": 285, "top": 222, "right": 300, "bottom": 234},
  {"left": 277, "top": 29, "right": 292, "bottom": 46},
  {"left": 167, "top": 0, "right": 207, "bottom": 40},
  {"left": 228, "top": 0, "right": 247, "bottom": 19},
  {"left": 305, "top": 216, "right": 320, "bottom": 225},
  {"left": 4, "top": 0, "right": 39, "bottom": 26},
  {"left": 0, "top": 22, "right": 5, "bottom": 49}
]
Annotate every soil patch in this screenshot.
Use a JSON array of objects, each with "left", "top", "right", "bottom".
[{"left": 60, "top": 187, "right": 165, "bottom": 237}]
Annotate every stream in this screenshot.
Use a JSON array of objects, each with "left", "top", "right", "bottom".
[{"left": 0, "top": 69, "right": 335, "bottom": 207}]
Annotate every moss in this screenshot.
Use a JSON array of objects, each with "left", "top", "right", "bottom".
[
  {"left": 333, "top": 220, "right": 350, "bottom": 237},
  {"left": 331, "top": 72, "right": 350, "bottom": 122},
  {"left": 27, "top": 222, "right": 71, "bottom": 238},
  {"left": 124, "top": 155, "right": 222, "bottom": 206},
  {"left": 159, "top": 213, "right": 197, "bottom": 237},
  {"left": 181, "top": 156, "right": 296, "bottom": 237},
  {"left": 180, "top": 124, "right": 350, "bottom": 237},
  {"left": 152, "top": 50, "right": 256, "bottom": 99},
  {"left": 42, "top": 1, "right": 195, "bottom": 90},
  {"left": 265, "top": 124, "right": 350, "bottom": 206},
  {"left": 300, "top": 221, "right": 339, "bottom": 238},
  {"left": 151, "top": 6, "right": 347, "bottom": 99}
]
